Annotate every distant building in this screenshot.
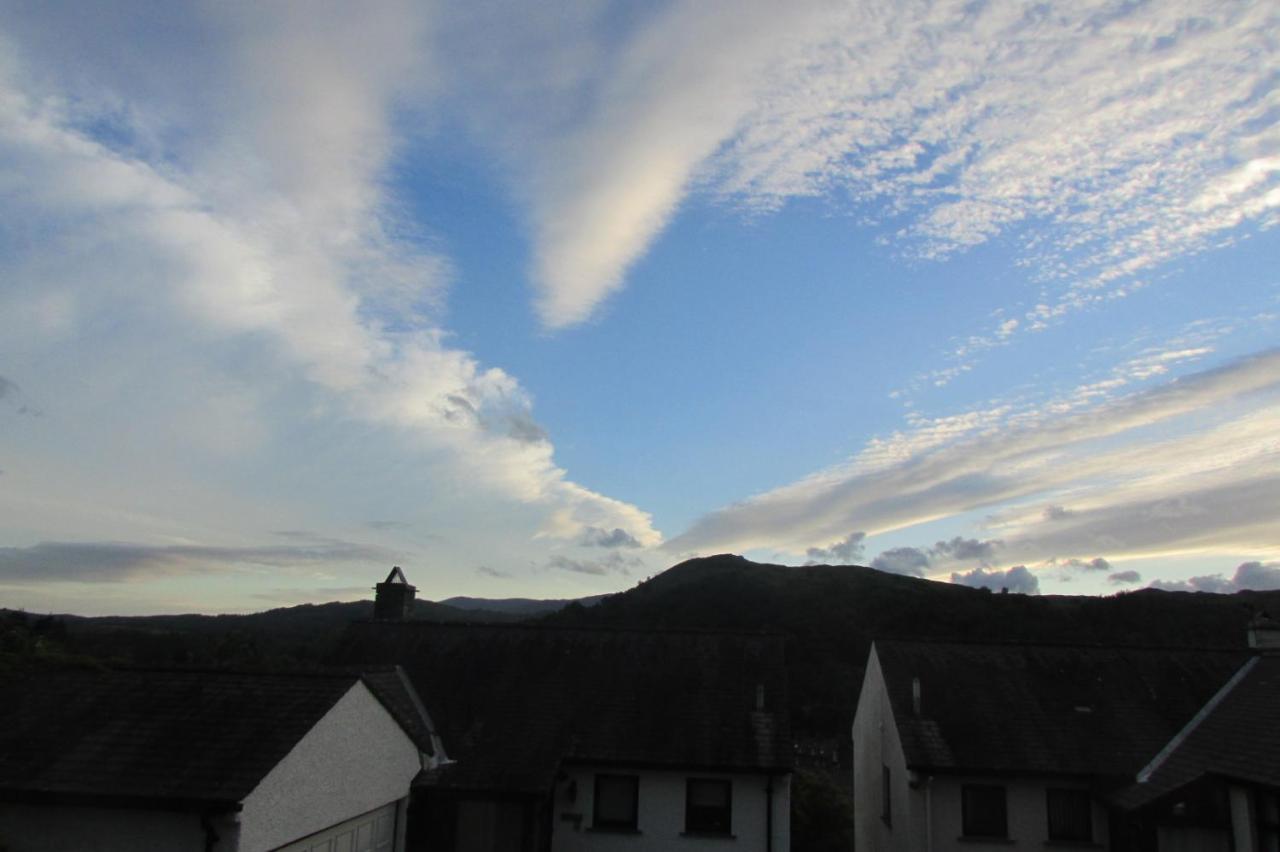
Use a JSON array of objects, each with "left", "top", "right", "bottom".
[
  {"left": 340, "top": 597, "right": 794, "bottom": 852},
  {"left": 852, "top": 626, "right": 1280, "bottom": 852},
  {"left": 0, "top": 667, "right": 444, "bottom": 852}
]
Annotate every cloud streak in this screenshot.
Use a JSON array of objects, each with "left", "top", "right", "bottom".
[
  {"left": 670, "top": 348, "right": 1280, "bottom": 569},
  {"left": 0, "top": 538, "right": 394, "bottom": 583}
]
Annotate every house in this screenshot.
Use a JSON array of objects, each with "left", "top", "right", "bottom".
[
  {"left": 338, "top": 605, "right": 794, "bottom": 852},
  {"left": 0, "top": 666, "right": 444, "bottom": 852},
  {"left": 852, "top": 621, "right": 1280, "bottom": 851}
]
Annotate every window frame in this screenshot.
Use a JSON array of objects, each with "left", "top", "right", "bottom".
[
  {"left": 684, "top": 777, "right": 733, "bottom": 836},
  {"left": 592, "top": 773, "right": 640, "bottom": 832},
  {"left": 1046, "top": 787, "right": 1093, "bottom": 842},
  {"left": 961, "top": 784, "right": 1008, "bottom": 839}
]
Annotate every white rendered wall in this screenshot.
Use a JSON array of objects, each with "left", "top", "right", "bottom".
[
  {"left": 549, "top": 767, "right": 789, "bottom": 852},
  {"left": 0, "top": 804, "right": 226, "bottom": 852},
  {"left": 236, "top": 681, "right": 422, "bottom": 852},
  {"left": 851, "top": 647, "right": 918, "bottom": 852},
  {"left": 924, "top": 776, "right": 1108, "bottom": 852}
]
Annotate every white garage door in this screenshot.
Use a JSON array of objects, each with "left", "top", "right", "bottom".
[{"left": 274, "top": 801, "right": 399, "bottom": 852}]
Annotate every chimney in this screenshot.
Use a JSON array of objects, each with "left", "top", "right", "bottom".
[
  {"left": 1248, "top": 611, "right": 1280, "bottom": 650},
  {"left": 912, "top": 676, "right": 922, "bottom": 716},
  {"left": 374, "top": 566, "right": 417, "bottom": 621}
]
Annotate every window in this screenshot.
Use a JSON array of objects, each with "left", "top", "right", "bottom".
[
  {"left": 881, "top": 765, "right": 892, "bottom": 826},
  {"left": 961, "top": 785, "right": 1007, "bottom": 838},
  {"left": 593, "top": 774, "right": 639, "bottom": 831},
  {"left": 686, "top": 778, "right": 732, "bottom": 834},
  {"left": 1047, "top": 788, "right": 1093, "bottom": 842}
]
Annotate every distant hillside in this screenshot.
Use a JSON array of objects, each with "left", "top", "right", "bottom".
[
  {"left": 439, "top": 593, "right": 610, "bottom": 615},
  {"left": 8, "top": 597, "right": 523, "bottom": 670},
  {"left": 545, "top": 554, "right": 1280, "bottom": 736}
]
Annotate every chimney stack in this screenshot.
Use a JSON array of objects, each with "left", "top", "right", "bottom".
[
  {"left": 1248, "top": 611, "right": 1280, "bottom": 650},
  {"left": 374, "top": 566, "right": 416, "bottom": 621}
]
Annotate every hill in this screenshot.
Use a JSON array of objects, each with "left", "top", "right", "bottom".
[
  {"left": 440, "top": 593, "right": 610, "bottom": 615},
  {"left": 3, "top": 597, "right": 522, "bottom": 670},
  {"left": 545, "top": 554, "right": 1280, "bottom": 736}
]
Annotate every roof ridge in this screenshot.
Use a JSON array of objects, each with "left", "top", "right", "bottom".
[
  {"left": 357, "top": 620, "right": 790, "bottom": 638},
  {"left": 99, "top": 665, "right": 361, "bottom": 679},
  {"left": 875, "top": 636, "right": 1247, "bottom": 652},
  {"left": 1134, "top": 656, "right": 1259, "bottom": 784}
]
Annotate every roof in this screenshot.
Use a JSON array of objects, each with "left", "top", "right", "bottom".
[
  {"left": 339, "top": 622, "right": 792, "bottom": 793},
  {"left": 380, "top": 566, "right": 413, "bottom": 587},
  {"left": 0, "top": 668, "right": 414, "bottom": 810},
  {"left": 360, "top": 665, "right": 442, "bottom": 759},
  {"left": 872, "top": 639, "right": 1246, "bottom": 779},
  {"left": 1112, "top": 653, "right": 1280, "bottom": 808}
]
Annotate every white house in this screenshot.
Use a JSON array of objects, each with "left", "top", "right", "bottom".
[
  {"left": 549, "top": 765, "right": 789, "bottom": 852},
  {"left": 339, "top": 600, "right": 794, "bottom": 852},
  {"left": 852, "top": 632, "right": 1280, "bottom": 852},
  {"left": 0, "top": 667, "right": 445, "bottom": 852}
]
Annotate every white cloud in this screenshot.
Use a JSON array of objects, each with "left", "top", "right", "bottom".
[
  {"left": 0, "top": 3, "right": 661, "bottom": 566},
  {"left": 446, "top": 0, "right": 838, "bottom": 328}
]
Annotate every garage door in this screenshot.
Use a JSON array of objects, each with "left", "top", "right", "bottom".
[{"left": 274, "top": 801, "right": 399, "bottom": 852}]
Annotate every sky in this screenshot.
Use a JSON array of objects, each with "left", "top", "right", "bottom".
[{"left": 1, "top": 0, "right": 1278, "bottom": 615}]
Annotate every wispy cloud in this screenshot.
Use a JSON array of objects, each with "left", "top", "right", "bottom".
[
  {"left": 458, "top": 0, "right": 1278, "bottom": 334},
  {"left": 670, "top": 348, "right": 1280, "bottom": 569}
]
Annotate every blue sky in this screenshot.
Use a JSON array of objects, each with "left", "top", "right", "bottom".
[{"left": 1, "top": 0, "right": 1278, "bottom": 614}]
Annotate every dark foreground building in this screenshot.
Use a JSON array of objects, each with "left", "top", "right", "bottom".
[
  {"left": 853, "top": 616, "right": 1280, "bottom": 852},
  {"left": 338, "top": 607, "right": 794, "bottom": 852},
  {"left": 0, "top": 667, "right": 440, "bottom": 851}
]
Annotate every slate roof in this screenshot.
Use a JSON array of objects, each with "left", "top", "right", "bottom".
[
  {"left": 0, "top": 667, "right": 424, "bottom": 811},
  {"left": 361, "top": 666, "right": 441, "bottom": 759},
  {"left": 873, "top": 640, "right": 1247, "bottom": 779},
  {"left": 339, "top": 622, "right": 792, "bottom": 794},
  {"left": 1112, "top": 653, "right": 1280, "bottom": 808}
]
